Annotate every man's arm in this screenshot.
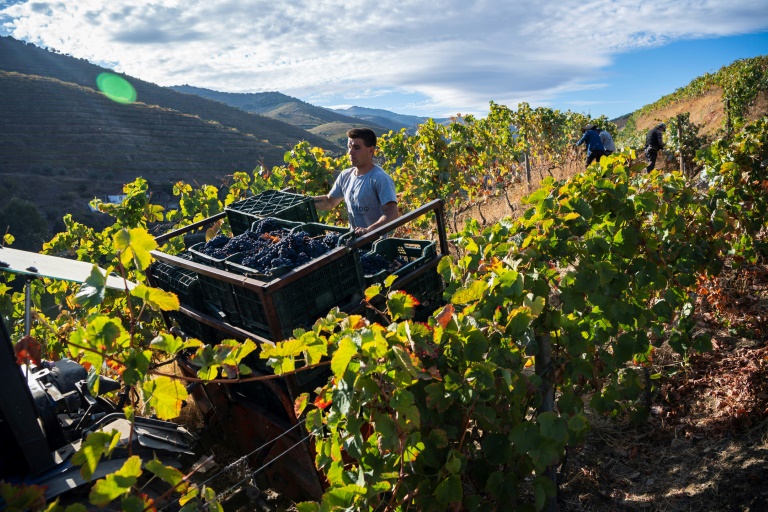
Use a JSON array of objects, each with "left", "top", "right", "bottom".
[
  {"left": 354, "top": 201, "right": 399, "bottom": 235},
  {"left": 314, "top": 195, "right": 343, "bottom": 211}
]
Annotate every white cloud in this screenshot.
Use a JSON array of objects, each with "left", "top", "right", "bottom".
[{"left": 1, "top": 0, "right": 767, "bottom": 117}]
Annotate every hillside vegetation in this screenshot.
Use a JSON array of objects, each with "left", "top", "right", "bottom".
[
  {"left": 0, "top": 37, "right": 338, "bottom": 155},
  {"left": 619, "top": 55, "right": 768, "bottom": 141}
]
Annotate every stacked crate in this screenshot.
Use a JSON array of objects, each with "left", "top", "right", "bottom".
[
  {"left": 226, "top": 222, "right": 359, "bottom": 340},
  {"left": 148, "top": 253, "right": 220, "bottom": 342},
  {"left": 169, "top": 190, "right": 363, "bottom": 341},
  {"left": 359, "top": 237, "right": 444, "bottom": 320},
  {"left": 225, "top": 190, "right": 318, "bottom": 235}
]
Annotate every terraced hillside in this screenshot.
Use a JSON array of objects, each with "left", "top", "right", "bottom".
[
  {"left": 0, "top": 36, "right": 340, "bottom": 157},
  {"left": 1, "top": 72, "right": 283, "bottom": 177},
  {"left": 0, "top": 36, "right": 345, "bottom": 233}
]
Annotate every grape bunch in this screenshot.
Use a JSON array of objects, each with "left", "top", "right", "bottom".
[
  {"left": 197, "top": 231, "right": 262, "bottom": 259},
  {"left": 194, "top": 219, "right": 347, "bottom": 275},
  {"left": 237, "top": 226, "right": 343, "bottom": 275},
  {"left": 360, "top": 253, "right": 409, "bottom": 277},
  {"left": 360, "top": 253, "right": 391, "bottom": 276}
]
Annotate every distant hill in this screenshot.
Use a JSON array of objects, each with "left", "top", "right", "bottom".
[
  {"left": 0, "top": 36, "right": 344, "bottom": 232},
  {"left": 0, "top": 37, "right": 338, "bottom": 155},
  {"left": 169, "top": 86, "right": 451, "bottom": 143},
  {"left": 330, "top": 106, "right": 451, "bottom": 133},
  {"left": 171, "top": 86, "right": 389, "bottom": 145}
]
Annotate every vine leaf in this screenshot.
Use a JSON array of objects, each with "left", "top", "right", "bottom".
[
  {"left": 434, "top": 475, "right": 462, "bottom": 506},
  {"left": 89, "top": 455, "right": 142, "bottom": 507},
  {"left": 331, "top": 337, "right": 357, "bottom": 378},
  {"left": 146, "top": 459, "right": 188, "bottom": 494},
  {"left": 451, "top": 279, "right": 487, "bottom": 304},
  {"left": 434, "top": 303, "right": 455, "bottom": 328},
  {"left": 386, "top": 290, "right": 419, "bottom": 321},
  {"left": 150, "top": 332, "right": 202, "bottom": 356},
  {"left": 130, "top": 284, "right": 179, "bottom": 311},
  {"left": 0, "top": 482, "right": 46, "bottom": 511},
  {"left": 142, "top": 376, "right": 188, "bottom": 420},
  {"left": 114, "top": 227, "right": 158, "bottom": 271},
  {"left": 75, "top": 265, "right": 106, "bottom": 308},
  {"left": 294, "top": 393, "right": 309, "bottom": 417},
  {"left": 72, "top": 430, "right": 122, "bottom": 481}
]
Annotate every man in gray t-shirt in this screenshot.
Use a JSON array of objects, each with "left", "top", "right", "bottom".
[{"left": 314, "top": 128, "right": 398, "bottom": 235}]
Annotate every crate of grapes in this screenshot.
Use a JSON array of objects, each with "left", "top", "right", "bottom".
[
  {"left": 226, "top": 222, "right": 363, "bottom": 339},
  {"left": 225, "top": 190, "right": 318, "bottom": 235},
  {"left": 188, "top": 219, "right": 302, "bottom": 324},
  {"left": 360, "top": 238, "right": 437, "bottom": 287}
]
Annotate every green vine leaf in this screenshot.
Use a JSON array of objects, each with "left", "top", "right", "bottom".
[
  {"left": 71, "top": 430, "right": 122, "bottom": 481},
  {"left": 74, "top": 265, "right": 106, "bottom": 309},
  {"left": 142, "top": 376, "right": 188, "bottom": 420},
  {"left": 89, "top": 455, "right": 142, "bottom": 507},
  {"left": 114, "top": 227, "right": 158, "bottom": 271},
  {"left": 146, "top": 459, "right": 188, "bottom": 494},
  {"left": 331, "top": 336, "right": 357, "bottom": 379},
  {"left": 130, "top": 284, "right": 180, "bottom": 311}
]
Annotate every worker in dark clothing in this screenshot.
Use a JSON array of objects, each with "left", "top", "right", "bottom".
[
  {"left": 575, "top": 124, "right": 606, "bottom": 168},
  {"left": 644, "top": 122, "right": 666, "bottom": 172}
]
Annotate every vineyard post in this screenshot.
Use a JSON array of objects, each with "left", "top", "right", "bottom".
[
  {"left": 677, "top": 114, "right": 685, "bottom": 175},
  {"left": 725, "top": 97, "right": 732, "bottom": 137},
  {"left": 535, "top": 331, "right": 558, "bottom": 512},
  {"left": 524, "top": 150, "right": 532, "bottom": 188}
]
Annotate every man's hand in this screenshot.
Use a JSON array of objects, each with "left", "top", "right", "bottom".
[{"left": 314, "top": 195, "right": 342, "bottom": 211}]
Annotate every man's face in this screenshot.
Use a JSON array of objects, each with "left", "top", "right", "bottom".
[{"left": 348, "top": 137, "right": 374, "bottom": 168}]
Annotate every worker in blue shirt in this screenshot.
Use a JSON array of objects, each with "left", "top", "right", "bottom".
[{"left": 575, "top": 124, "right": 606, "bottom": 167}]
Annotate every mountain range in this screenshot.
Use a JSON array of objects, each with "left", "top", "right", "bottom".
[{"left": 170, "top": 85, "right": 450, "bottom": 144}]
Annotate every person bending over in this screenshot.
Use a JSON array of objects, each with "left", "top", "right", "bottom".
[
  {"left": 644, "top": 122, "right": 666, "bottom": 172},
  {"left": 575, "top": 124, "right": 606, "bottom": 167}
]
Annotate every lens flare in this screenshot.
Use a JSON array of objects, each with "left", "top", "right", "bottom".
[{"left": 96, "top": 72, "right": 137, "bottom": 104}]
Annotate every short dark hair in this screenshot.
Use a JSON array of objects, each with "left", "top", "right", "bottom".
[{"left": 347, "top": 128, "right": 377, "bottom": 147}]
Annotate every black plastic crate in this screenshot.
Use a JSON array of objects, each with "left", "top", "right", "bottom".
[
  {"left": 362, "top": 238, "right": 437, "bottom": 286},
  {"left": 168, "top": 311, "right": 219, "bottom": 343},
  {"left": 225, "top": 190, "right": 318, "bottom": 235},
  {"left": 149, "top": 253, "right": 204, "bottom": 310},
  {"left": 402, "top": 266, "right": 444, "bottom": 306},
  {"left": 230, "top": 250, "right": 364, "bottom": 340},
  {"left": 188, "top": 242, "right": 241, "bottom": 324}
]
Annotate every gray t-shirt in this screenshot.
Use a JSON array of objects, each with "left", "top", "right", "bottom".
[{"left": 329, "top": 165, "right": 397, "bottom": 229}]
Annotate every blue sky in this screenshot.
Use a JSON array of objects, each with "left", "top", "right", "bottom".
[
  {"left": 566, "top": 32, "right": 768, "bottom": 119},
  {"left": 1, "top": 0, "right": 767, "bottom": 120}
]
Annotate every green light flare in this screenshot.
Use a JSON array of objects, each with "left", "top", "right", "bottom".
[{"left": 96, "top": 72, "right": 137, "bottom": 104}]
